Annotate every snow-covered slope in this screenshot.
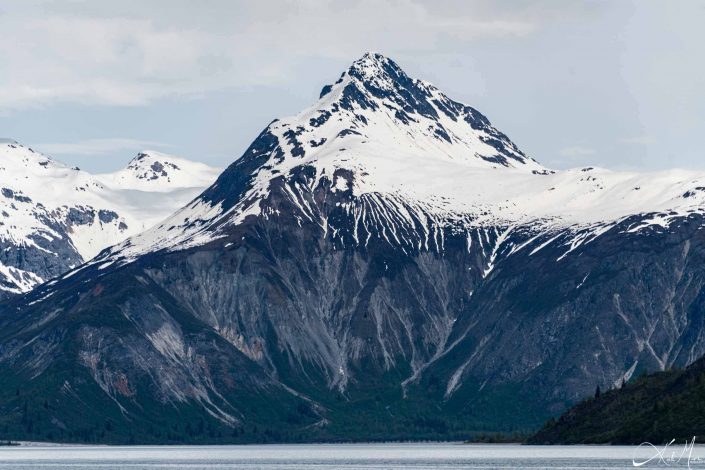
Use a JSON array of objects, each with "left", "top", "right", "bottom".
[
  {"left": 99, "top": 52, "right": 705, "bottom": 264},
  {"left": 0, "top": 142, "right": 219, "bottom": 295}
]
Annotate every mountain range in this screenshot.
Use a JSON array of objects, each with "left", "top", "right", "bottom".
[
  {"left": 1, "top": 52, "right": 705, "bottom": 443},
  {"left": 0, "top": 142, "right": 219, "bottom": 297}
]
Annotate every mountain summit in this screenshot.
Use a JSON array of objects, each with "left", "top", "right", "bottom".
[
  {"left": 319, "top": 52, "right": 539, "bottom": 168},
  {"left": 97, "top": 52, "right": 705, "bottom": 264},
  {"left": 97, "top": 150, "right": 221, "bottom": 192},
  {"left": 3, "top": 54, "right": 705, "bottom": 443},
  {"left": 96, "top": 52, "right": 550, "bottom": 262}
]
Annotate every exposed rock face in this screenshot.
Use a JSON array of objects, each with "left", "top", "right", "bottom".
[{"left": 2, "top": 53, "right": 705, "bottom": 443}]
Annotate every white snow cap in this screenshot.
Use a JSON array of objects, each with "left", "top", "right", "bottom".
[
  {"left": 97, "top": 150, "right": 221, "bottom": 192},
  {"left": 92, "top": 52, "right": 705, "bottom": 263}
]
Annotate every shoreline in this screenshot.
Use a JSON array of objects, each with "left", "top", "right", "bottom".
[{"left": 1, "top": 441, "right": 690, "bottom": 448}]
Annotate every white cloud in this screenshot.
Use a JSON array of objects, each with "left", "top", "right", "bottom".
[
  {"left": 35, "top": 138, "right": 171, "bottom": 156},
  {"left": 559, "top": 146, "right": 595, "bottom": 157},
  {"left": 0, "top": 0, "right": 544, "bottom": 110}
]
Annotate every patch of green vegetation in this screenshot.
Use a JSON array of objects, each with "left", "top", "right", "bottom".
[
  {"left": 529, "top": 357, "right": 705, "bottom": 444},
  {"left": 0, "top": 353, "right": 549, "bottom": 445}
]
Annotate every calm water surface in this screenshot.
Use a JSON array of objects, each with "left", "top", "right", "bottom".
[{"left": 0, "top": 442, "right": 701, "bottom": 469}]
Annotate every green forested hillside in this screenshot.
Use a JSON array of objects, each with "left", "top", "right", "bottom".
[{"left": 529, "top": 357, "right": 705, "bottom": 444}]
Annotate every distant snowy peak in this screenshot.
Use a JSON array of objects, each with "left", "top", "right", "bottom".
[
  {"left": 1, "top": 140, "right": 78, "bottom": 173},
  {"left": 0, "top": 142, "right": 219, "bottom": 296},
  {"left": 98, "top": 150, "right": 221, "bottom": 192},
  {"left": 0, "top": 141, "right": 101, "bottom": 204}
]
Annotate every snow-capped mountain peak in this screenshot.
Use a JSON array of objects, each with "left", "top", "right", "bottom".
[
  {"left": 88, "top": 53, "right": 705, "bottom": 269},
  {"left": 85, "top": 53, "right": 548, "bottom": 263},
  {"left": 127, "top": 151, "right": 180, "bottom": 178},
  {"left": 314, "top": 52, "right": 541, "bottom": 171},
  {"left": 341, "top": 51, "right": 408, "bottom": 92},
  {"left": 98, "top": 150, "right": 221, "bottom": 192}
]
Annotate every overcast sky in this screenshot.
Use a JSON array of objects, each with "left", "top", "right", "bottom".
[{"left": 1, "top": 0, "right": 703, "bottom": 173}]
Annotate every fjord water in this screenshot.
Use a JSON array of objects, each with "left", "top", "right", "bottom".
[{"left": 0, "top": 443, "right": 699, "bottom": 469}]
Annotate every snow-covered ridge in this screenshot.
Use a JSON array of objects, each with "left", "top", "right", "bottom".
[
  {"left": 0, "top": 142, "right": 220, "bottom": 295},
  {"left": 91, "top": 53, "right": 705, "bottom": 266}
]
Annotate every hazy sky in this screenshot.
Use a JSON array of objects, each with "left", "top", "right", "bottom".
[{"left": 1, "top": 0, "right": 703, "bottom": 173}]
